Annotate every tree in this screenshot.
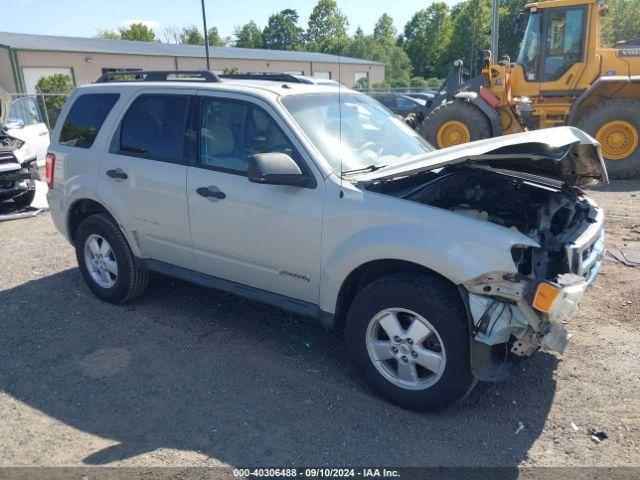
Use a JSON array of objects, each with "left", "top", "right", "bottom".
[
  {"left": 233, "top": 21, "right": 264, "bottom": 48},
  {"left": 498, "top": 0, "right": 528, "bottom": 60},
  {"left": 447, "top": 0, "right": 492, "bottom": 78},
  {"left": 96, "top": 30, "right": 120, "bottom": 40},
  {"left": 223, "top": 67, "right": 241, "bottom": 75},
  {"left": 180, "top": 25, "right": 204, "bottom": 45},
  {"left": 306, "top": 0, "right": 349, "bottom": 54},
  {"left": 207, "top": 27, "right": 227, "bottom": 46},
  {"left": 373, "top": 13, "right": 396, "bottom": 46},
  {"left": 601, "top": 0, "right": 640, "bottom": 47},
  {"left": 34, "top": 74, "right": 74, "bottom": 127},
  {"left": 403, "top": 2, "right": 453, "bottom": 79},
  {"left": 159, "top": 26, "right": 181, "bottom": 44},
  {"left": 118, "top": 22, "right": 156, "bottom": 42},
  {"left": 263, "top": 9, "right": 304, "bottom": 50}
]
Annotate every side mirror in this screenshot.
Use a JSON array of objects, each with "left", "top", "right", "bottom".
[
  {"left": 5, "top": 118, "right": 24, "bottom": 129},
  {"left": 247, "top": 152, "right": 309, "bottom": 187}
]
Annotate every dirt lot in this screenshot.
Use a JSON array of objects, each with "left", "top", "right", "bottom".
[{"left": 0, "top": 181, "right": 639, "bottom": 468}]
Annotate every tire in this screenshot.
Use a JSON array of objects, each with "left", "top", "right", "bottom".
[
  {"left": 345, "top": 273, "right": 474, "bottom": 411},
  {"left": 575, "top": 98, "right": 640, "bottom": 179},
  {"left": 12, "top": 162, "right": 40, "bottom": 209},
  {"left": 74, "top": 213, "right": 149, "bottom": 304},
  {"left": 420, "top": 100, "right": 492, "bottom": 149},
  {"left": 12, "top": 189, "right": 35, "bottom": 209}
]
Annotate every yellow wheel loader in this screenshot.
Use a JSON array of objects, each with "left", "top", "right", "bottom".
[{"left": 419, "top": 0, "right": 640, "bottom": 178}]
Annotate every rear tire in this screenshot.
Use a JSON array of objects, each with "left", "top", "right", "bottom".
[
  {"left": 75, "top": 213, "right": 148, "bottom": 304},
  {"left": 420, "top": 100, "right": 492, "bottom": 148},
  {"left": 575, "top": 98, "right": 640, "bottom": 179},
  {"left": 346, "top": 273, "right": 474, "bottom": 411}
]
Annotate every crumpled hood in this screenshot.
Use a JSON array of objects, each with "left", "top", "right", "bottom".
[
  {"left": 0, "top": 86, "right": 11, "bottom": 127},
  {"left": 357, "top": 127, "right": 609, "bottom": 186}
]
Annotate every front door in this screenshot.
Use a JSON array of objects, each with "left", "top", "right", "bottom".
[
  {"left": 98, "top": 91, "right": 195, "bottom": 269},
  {"left": 187, "top": 93, "right": 324, "bottom": 304}
]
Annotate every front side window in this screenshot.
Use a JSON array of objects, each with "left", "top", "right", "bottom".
[
  {"left": 281, "top": 92, "right": 434, "bottom": 174},
  {"left": 517, "top": 12, "right": 542, "bottom": 81},
  {"left": 542, "top": 7, "right": 585, "bottom": 81},
  {"left": 9, "top": 97, "right": 43, "bottom": 126},
  {"left": 199, "top": 97, "right": 296, "bottom": 174},
  {"left": 59, "top": 93, "right": 119, "bottom": 148},
  {"left": 119, "top": 95, "right": 190, "bottom": 162}
]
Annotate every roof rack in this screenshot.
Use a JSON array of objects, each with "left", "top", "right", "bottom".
[
  {"left": 95, "top": 70, "right": 221, "bottom": 83},
  {"left": 220, "top": 73, "right": 308, "bottom": 84}
]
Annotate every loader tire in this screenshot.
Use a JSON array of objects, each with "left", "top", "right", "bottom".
[
  {"left": 575, "top": 98, "right": 640, "bottom": 179},
  {"left": 420, "top": 100, "right": 492, "bottom": 149}
]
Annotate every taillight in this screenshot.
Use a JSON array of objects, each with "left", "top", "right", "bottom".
[{"left": 46, "top": 153, "right": 56, "bottom": 189}]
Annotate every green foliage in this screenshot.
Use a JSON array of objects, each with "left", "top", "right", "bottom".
[
  {"left": 263, "top": 9, "right": 304, "bottom": 50},
  {"left": 373, "top": 13, "right": 396, "bottom": 45},
  {"left": 180, "top": 25, "right": 204, "bottom": 45},
  {"left": 34, "top": 74, "right": 74, "bottom": 127},
  {"left": 96, "top": 30, "right": 120, "bottom": 40},
  {"left": 355, "top": 76, "right": 371, "bottom": 90},
  {"left": 601, "top": 0, "right": 640, "bottom": 47},
  {"left": 234, "top": 21, "right": 264, "bottom": 48},
  {"left": 403, "top": 2, "right": 453, "bottom": 78},
  {"left": 447, "top": 0, "right": 492, "bottom": 78},
  {"left": 306, "top": 0, "right": 350, "bottom": 54},
  {"left": 119, "top": 23, "right": 156, "bottom": 42},
  {"left": 207, "top": 27, "right": 226, "bottom": 46},
  {"left": 223, "top": 67, "right": 241, "bottom": 75}
]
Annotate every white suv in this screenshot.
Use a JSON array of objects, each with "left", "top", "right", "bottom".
[{"left": 47, "top": 71, "right": 606, "bottom": 411}]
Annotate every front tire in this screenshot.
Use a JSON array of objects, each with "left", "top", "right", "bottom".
[
  {"left": 75, "top": 213, "right": 148, "bottom": 304},
  {"left": 575, "top": 98, "right": 640, "bottom": 179},
  {"left": 420, "top": 100, "right": 492, "bottom": 149},
  {"left": 346, "top": 273, "right": 474, "bottom": 411}
]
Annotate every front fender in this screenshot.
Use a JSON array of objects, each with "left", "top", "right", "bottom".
[{"left": 319, "top": 183, "right": 539, "bottom": 313}]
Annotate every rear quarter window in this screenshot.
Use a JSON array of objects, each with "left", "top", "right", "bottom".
[{"left": 59, "top": 93, "right": 120, "bottom": 148}]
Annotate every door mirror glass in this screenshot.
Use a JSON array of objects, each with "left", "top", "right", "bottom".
[
  {"left": 247, "top": 152, "right": 308, "bottom": 186},
  {"left": 5, "top": 118, "right": 24, "bottom": 129}
]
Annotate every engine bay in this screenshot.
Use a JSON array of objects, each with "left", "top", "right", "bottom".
[{"left": 371, "top": 165, "right": 596, "bottom": 280}]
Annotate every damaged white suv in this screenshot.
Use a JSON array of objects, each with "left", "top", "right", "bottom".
[{"left": 47, "top": 71, "right": 606, "bottom": 411}]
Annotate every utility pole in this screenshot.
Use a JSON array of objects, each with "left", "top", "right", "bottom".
[
  {"left": 491, "top": 0, "right": 500, "bottom": 60},
  {"left": 201, "top": 0, "right": 211, "bottom": 70}
]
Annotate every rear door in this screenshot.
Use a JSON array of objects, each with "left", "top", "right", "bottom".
[
  {"left": 98, "top": 89, "right": 195, "bottom": 269},
  {"left": 7, "top": 96, "right": 50, "bottom": 166},
  {"left": 186, "top": 92, "right": 324, "bottom": 304}
]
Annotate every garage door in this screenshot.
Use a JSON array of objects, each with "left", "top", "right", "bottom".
[{"left": 22, "top": 67, "right": 74, "bottom": 94}]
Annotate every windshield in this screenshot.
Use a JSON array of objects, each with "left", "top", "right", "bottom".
[
  {"left": 281, "top": 92, "right": 434, "bottom": 174},
  {"left": 517, "top": 12, "right": 542, "bottom": 81}
]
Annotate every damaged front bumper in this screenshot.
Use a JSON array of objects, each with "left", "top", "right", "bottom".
[{"left": 462, "top": 223, "right": 605, "bottom": 381}]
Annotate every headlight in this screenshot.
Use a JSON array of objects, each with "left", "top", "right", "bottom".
[{"left": 13, "top": 144, "right": 36, "bottom": 164}]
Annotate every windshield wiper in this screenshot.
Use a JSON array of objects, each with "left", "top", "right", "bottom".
[{"left": 341, "top": 164, "right": 386, "bottom": 176}]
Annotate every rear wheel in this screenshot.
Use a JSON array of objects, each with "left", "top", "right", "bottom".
[
  {"left": 420, "top": 100, "right": 492, "bottom": 149},
  {"left": 346, "top": 273, "right": 475, "bottom": 411},
  {"left": 75, "top": 214, "right": 148, "bottom": 303},
  {"left": 576, "top": 98, "right": 640, "bottom": 178}
]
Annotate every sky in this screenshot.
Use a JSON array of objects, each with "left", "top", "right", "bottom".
[{"left": 1, "top": 0, "right": 456, "bottom": 41}]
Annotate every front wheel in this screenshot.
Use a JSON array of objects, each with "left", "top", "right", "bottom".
[
  {"left": 346, "top": 273, "right": 475, "bottom": 411},
  {"left": 419, "top": 100, "right": 492, "bottom": 149}
]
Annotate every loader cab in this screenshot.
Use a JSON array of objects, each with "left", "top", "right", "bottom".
[{"left": 516, "top": 3, "right": 588, "bottom": 85}]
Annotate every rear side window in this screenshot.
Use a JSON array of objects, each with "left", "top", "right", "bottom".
[
  {"left": 119, "top": 94, "right": 190, "bottom": 162},
  {"left": 59, "top": 94, "right": 119, "bottom": 148}
]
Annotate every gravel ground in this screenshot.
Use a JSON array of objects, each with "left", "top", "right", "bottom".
[{"left": 0, "top": 181, "right": 639, "bottom": 468}]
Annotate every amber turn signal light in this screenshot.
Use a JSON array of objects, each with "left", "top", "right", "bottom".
[{"left": 532, "top": 282, "right": 561, "bottom": 313}]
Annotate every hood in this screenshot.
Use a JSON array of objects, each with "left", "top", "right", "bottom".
[
  {"left": 0, "top": 86, "right": 10, "bottom": 127},
  {"left": 357, "top": 127, "right": 609, "bottom": 186}
]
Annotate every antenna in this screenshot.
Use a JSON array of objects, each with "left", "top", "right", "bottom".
[
  {"left": 201, "top": 0, "right": 211, "bottom": 71},
  {"left": 338, "top": 50, "right": 343, "bottom": 197}
]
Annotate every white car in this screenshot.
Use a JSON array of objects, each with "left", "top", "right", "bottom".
[
  {"left": 0, "top": 88, "right": 46, "bottom": 208},
  {"left": 46, "top": 71, "right": 606, "bottom": 411}
]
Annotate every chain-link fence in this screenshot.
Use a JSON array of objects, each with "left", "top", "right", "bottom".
[{"left": 8, "top": 92, "right": 71, "bottom": 131}]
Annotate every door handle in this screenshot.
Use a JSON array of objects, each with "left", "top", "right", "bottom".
[
  {"left": 106, "top": 168, "right": 128, "bottom": 180},
  {"left": 196, "top": 186, "right": 226, "bottom": 200}
]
